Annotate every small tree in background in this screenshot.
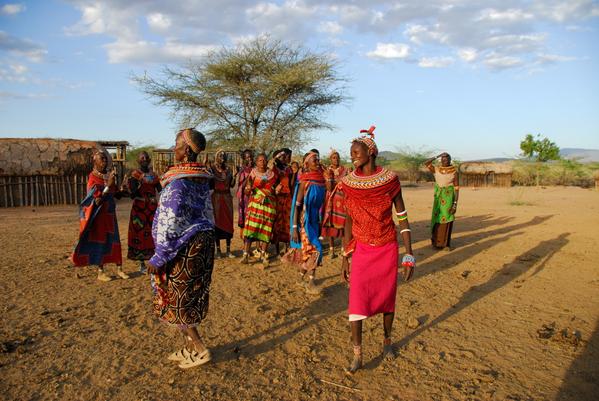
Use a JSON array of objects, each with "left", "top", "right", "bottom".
[
  {"left": 135, "top": 37, "right": 348, "bottom": 154},
  {"left": 391, "top": 147, "right": 435, "bottom": 183},
  {"left": 519, "top": 134, "right": 560, "bottom": 185}
]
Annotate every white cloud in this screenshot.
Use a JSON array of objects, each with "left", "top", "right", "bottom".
[
  {"left": 0, "top": 91, "right": 51, "bottom": 101},
  {"left": 0, "top": 31, "right": 47, "bottom": 62},
  {"left": 105, "top": 40, "right": 216, "bottom": 64},
  {"left": 1, "top": 3, "right": 25, "bottom": 15},
  {"left": 61, "top": 0, "right": 598, "bottom": 71},
  {"left": 418, "top": 56, "right": 454, "bottom": 68},
  {"left": 147, "top": 13, "right": 171, "bottom": 32},
  {"left": 318, "top": 21, "right": 343, "bottom": 35},
  {"left": 247, "top": 1, "right": 317, "bottom": 39},
  {"left": 367, "top": 43, "right": 410, "bottom": 59},
  {"left": 533, "top": 0, "right": 599, "bottom": 22},
  {"left": 405, "top": 24, "right": 448, "bottom": 45},
  {"left": 535, "top": 53, "right": 578, "bottom": 64},
  {"left": 476, "top": 8, "right": 534, "bottom": 23},
  {"left": 484, "top": 53, "right": 524, "bottom": 70},
  {"left": 458, "top": 48, "right": 478, "bottom": 63},
  {"left": 9, "top": 63, "right": 27, "bottom": 74}
]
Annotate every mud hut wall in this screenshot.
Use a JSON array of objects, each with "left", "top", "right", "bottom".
[
  {"left": 0, "top": 173, "right": 89, "bottom": 207},
  {"left": 0, "top": 139, "right": 93, "bottom": 207}
]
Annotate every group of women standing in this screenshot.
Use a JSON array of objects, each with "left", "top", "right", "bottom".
[{"left": 71, "top": 125, "right": 459, "bottom": 373}]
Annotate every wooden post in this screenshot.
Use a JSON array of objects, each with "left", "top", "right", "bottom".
[
  {"left": 32, "top": 176, "right": 36, "bottom": 207},
  {"left": 1, "top": 177, "right": 6, "bottom": 207},
  {"left": 42, "top": 176, "right": 47, "bottom": 206},
  {"left": 66, "top": 175, "right": 71, "bottom": 204},
  {"left": 50, "top": 176, "right": 55, "bottom": 205},
  {"left": 18, "top": 176, "right": 23, "bottom": 207},
  {"left": 62, "top": 176, "right": 67, "bottom": 204},
  {"left": 8, "top": 177, "right": 13, "bottom": 207},
  {"left": 29, "top": 176, "right": 33, "bottom": 206}
]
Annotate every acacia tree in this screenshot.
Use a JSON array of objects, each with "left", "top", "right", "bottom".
[
  {"left": 520, "top": 134, "right": 560, "bottom": 162},
  {"left": 520, "top": 133, "right": 560, "bottom": 185},
  {"left": 136, "top": 37, "right": 348, "bottom": 153}
]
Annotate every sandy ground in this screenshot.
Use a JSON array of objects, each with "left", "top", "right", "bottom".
[{"left": 0, "top": 185, "right": 598, "bottom": 401}]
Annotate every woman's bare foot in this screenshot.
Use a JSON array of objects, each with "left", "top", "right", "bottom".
[
  {"left": 116, "top": 266, "right": 129, "bottom": 279},
  {"left": 345, "top": 346, "right": 363, "bottom": 374},
  {"left": 97, "top": 269, "right": 112, "bottom": 282}
]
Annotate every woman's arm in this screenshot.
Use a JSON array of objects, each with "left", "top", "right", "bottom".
[
  {"left": 423, "top": 155, "right": 439, "bottom": 173},
  {"left": 449, "top": 171, "right": 459, "bottom": 215},
  {"left": 393, "top": 188, "right": 414, "bottom": 281},
  {"left": 340, "top": 213, "right": 353, "bottom": 283}
]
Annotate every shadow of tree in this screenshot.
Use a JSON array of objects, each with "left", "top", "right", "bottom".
[{"left": 556, "top": 320, "right": 599, "bottom": 401}]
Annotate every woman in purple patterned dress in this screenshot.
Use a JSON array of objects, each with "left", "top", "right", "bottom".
[{"left": 146, "top": 128, "right": 216, "bottom": 369}]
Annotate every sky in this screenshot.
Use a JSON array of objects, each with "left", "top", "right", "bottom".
[{"left": 0, "top": 0, "right": 598, "bottom": 160}]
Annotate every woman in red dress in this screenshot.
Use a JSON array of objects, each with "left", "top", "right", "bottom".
[
  {"left": 340, "top": 126, "right": 415, "bottom": 374},
  {"left": 322, "top": 149, "right": 348, "bottom": 258},
  {"left": 211, "top": 150, "right": 236, "bottom": 258},
  {"left": 71, "top": 150, "right": 129, "bottom": 281},
  {"left": 272, "top": 148, "right": 293, "bottom": 256},
  {"left": 126, "top": 151, "right": 161, "bottom": 273}
]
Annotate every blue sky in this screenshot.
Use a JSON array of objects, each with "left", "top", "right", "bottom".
[{"left": 1, "top": 0, "right": 598, "bottom": 160}]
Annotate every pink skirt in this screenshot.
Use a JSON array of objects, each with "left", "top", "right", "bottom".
[{"left": 348, "top": 241, "right": 398, "bottom": 321}]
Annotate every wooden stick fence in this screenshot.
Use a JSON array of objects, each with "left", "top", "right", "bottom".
[{"left": 0, "top": 174, "right": 88, "bottom": 208}]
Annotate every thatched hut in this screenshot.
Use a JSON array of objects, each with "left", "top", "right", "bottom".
[
  {"left": 0, "top": 138, "right": 128, "bottom": 207},
  {"left": 459, "top": 162, "right": 513, "bottom": 187}
]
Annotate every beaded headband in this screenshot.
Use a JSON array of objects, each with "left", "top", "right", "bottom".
[
  {"left": 180, "top": 128, "right": 202, "bottom": 154},
  {"left": 353, "top": 125, "right": 378, "bottom": 156},
  {"left": 303, "top": 151, "right": 318, "bottom": 167}
]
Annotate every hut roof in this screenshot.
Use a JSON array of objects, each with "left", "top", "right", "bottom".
[
  {"left": 0, "top": 138, "right": 102, "bottom": 176},
  {"left": 459, "top": 161, "right": 513, "bottom": 174}
]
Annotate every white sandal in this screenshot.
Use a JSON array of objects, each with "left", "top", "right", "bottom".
[
  {"left": 178, "top": 349, "right": 212, "bottom": 369},
  {"left": 168, "top": 347, "right": 191, "bottom": 362}
]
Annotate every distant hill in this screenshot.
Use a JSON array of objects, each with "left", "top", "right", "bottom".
[
  {"left": 377, "top": 148, "right": 599, "bottom": 164},
  {"left": 465, "top": 157, "right": 515, "bottom": 163},
  {"left": 560, "top": 148, "right": 599, "bottom": 163}
]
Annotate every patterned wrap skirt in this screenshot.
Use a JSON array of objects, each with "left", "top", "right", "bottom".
[
  {"left": 152, "top": 230, "right": 215, "bottom": 328},
  {"left": 243, "top": 194, "right": 277, "bottom": 243}
]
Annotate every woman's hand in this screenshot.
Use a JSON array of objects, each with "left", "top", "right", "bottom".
[
  {"left": 449, "top": 204, "right": 457, "bottom": 215},
  {"left": 146, "top": 261, "right": 162, "bottom": 275},
  {"left": 341, "top": 256, "right": 351, "bottom": 283},
  {"left": 401, "top": 254, "right": 415, "bottom": 282},
  {"left": 107, "top": 169, "right": 116, "bottom": 187},
  {"left": 291, "top": 226, "right": 299, "bottom": 243}
]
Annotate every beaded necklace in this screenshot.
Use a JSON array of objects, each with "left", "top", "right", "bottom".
[{"left": 342, "top": 167, "right": 396, "bottom": 190}]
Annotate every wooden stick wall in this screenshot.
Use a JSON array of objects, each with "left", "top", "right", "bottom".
[{"left": 0, "top": 174, "right": 88, "bottom": 207}]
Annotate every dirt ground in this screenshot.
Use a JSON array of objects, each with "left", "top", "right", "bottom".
[{"left": 1, "top": 185, "right": 598, "bottom": 401}]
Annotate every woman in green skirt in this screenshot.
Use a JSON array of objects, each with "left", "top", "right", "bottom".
[{"left": 424, "top": 152, "right": 459, "bottom": 250}]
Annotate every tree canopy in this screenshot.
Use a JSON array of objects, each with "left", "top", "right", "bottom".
[
  {"left": 520, "top": 134, "right": 560, "bottom": 162},
  {"left": 136, "top": 37, "right": 348, "bottom": 154}
]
